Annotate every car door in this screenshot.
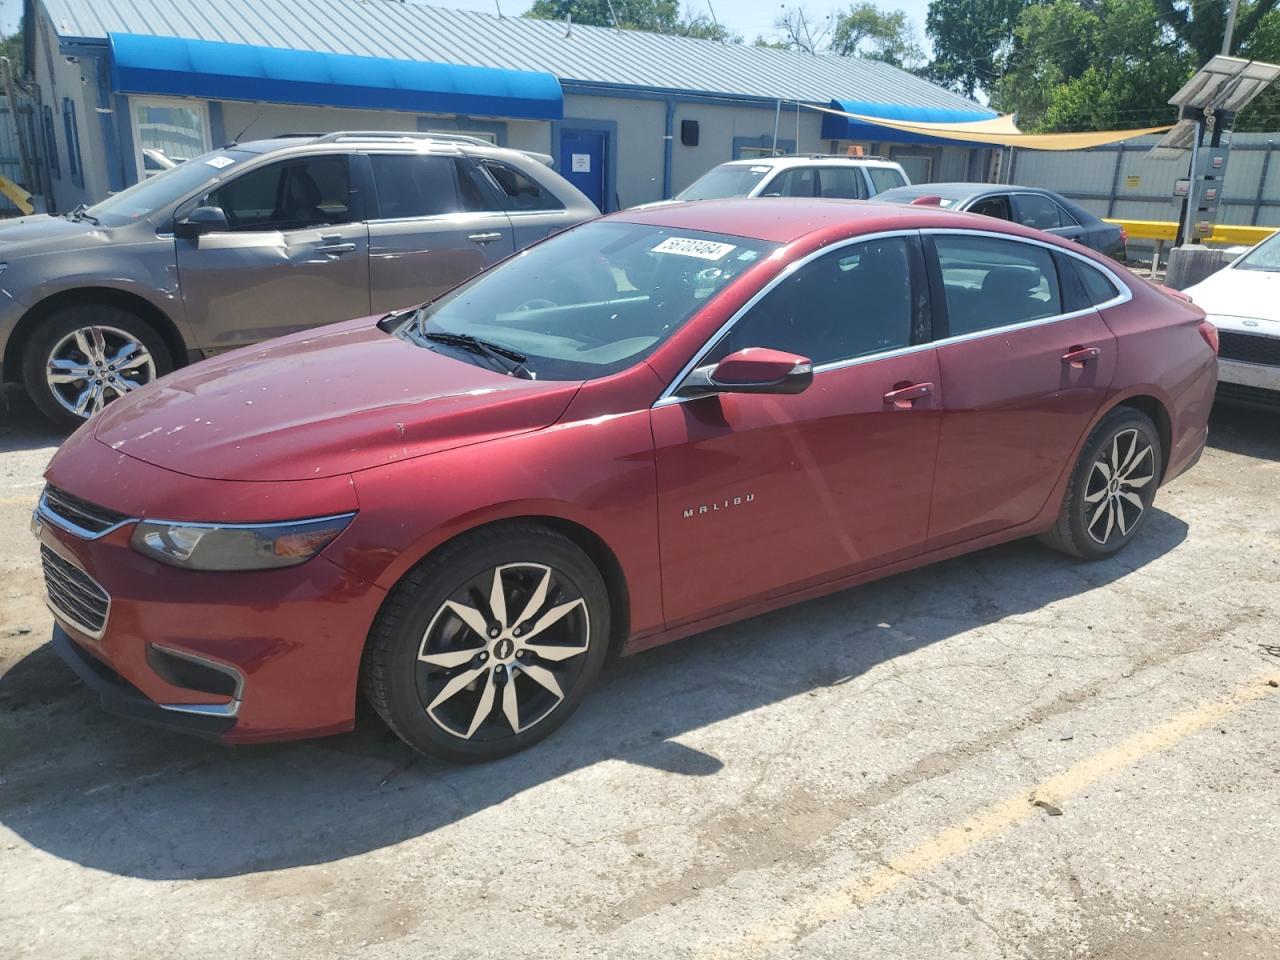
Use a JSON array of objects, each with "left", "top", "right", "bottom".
[
  {"left": 473, "top": 157, "right": 580, "bottom": 252},
  {"left": 651, "top": 234, "right": 941, "bottom": 627},
  {"left": 1012, "top": 192, "right": 1087, "bottom": 243},
  {"left": 174, "top": 153, "right": 371, "bottom": 351},
  {"left": 760, "top": 166, "right": 819, "bottom": 197},
  {"left": 366, "top": 153, "right": 516, "bottom": 314},
  {"left": 924, "top": 231, "right": 1117, "bottom": 551},
  {"left": 816, "top": 166, "right": 868, "bottom": 200}
]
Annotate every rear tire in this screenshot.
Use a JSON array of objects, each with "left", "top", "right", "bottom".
[
  {"left": 361, "top": 522, "right": 610, "bottom": 763},
  {"left": 21, "top": 304, "right": 172, "bottom": 429},
  {"left": 1039, "top": 406, "right": 1163, "bottom": 561}
]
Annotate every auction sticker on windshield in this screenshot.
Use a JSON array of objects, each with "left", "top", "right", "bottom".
[
  {"left": 652, "top": 237, "right": 737, "bottom": 260},
  {"left": 205, "top": 155, "right": 237, "bottom": 169}
]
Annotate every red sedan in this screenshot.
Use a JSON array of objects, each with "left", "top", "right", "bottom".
[{"left": 33, "top": 200, "right": 1218, "bottom": 762}]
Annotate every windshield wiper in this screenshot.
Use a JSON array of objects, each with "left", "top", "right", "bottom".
[
  {"left": 420, "top": 331, "right": 534, "bottom": 380},
  {"left": 66, "top": 203, "right": 100, "bottom": 226}
]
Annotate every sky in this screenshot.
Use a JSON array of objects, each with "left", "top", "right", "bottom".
[{"left": 435, "top": 0, "right": 934, "bottom": 47}]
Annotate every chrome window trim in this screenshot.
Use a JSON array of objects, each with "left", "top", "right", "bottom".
[
  {"left": 40, "top": 543, "right": 111, "bottom": 641},
  {"left": 654, "top": 226, "right": 1133, "bottom": 408},
  {"left": 36, "top": 490, "right": 137, "bottom": 541}
]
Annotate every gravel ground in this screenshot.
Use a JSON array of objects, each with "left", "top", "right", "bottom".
[{"left": 1, "top": 384, "right": 1278, "bottom": 960}]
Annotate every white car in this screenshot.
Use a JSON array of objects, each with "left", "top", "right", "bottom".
[
  {"left": 672, "top": 155, "right": 911, "bottom": 203},
  {"left": 1185, "top": 232, "right": 1280, "bottom": 406}
]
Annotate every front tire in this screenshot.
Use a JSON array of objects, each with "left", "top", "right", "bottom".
[
  {"left": 362, "top": 523, "right": 611, "bottom": 763},
  {"left": 1040, "top": 406, "right": 1163, "bottom": 560},
  {"left": 22, "top": 304, "right": 172, "bottom": 429}
]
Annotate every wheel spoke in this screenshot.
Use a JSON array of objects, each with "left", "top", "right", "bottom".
[
  {"left": 419, "top": 647, "right": 483, "bottom": 669},
  {"left": 427, "top": 664, "right": 487, "bottom": 711},
  {"left": 1120, "top": 447, "right": 1152, "bottom": 481},
  {"left": 502, "top": 677, "right": 521, "bottom": 733},
  {"left": 73, "top": 329, "right": 98, "bottom": 362},
  {"left": 515, "top": 568, "right": 551, "bottom": 628},
  {"left": 1089, "top": 499, "right": 1110, "bottom": 529},
  {"left": 464, "top": 671, "right": 496, "bottom": 738},
  {"left": 1124, "top": 473, "right": 1153, "bottom": 489},
  {"left": 1119, "top": 490, "right": 1145, "bottom": 511},
  {"left": 489, "top": 567, "right": 508, "bottom": 628},
  {"left": 1084, "top": 485, "right": 1108, "bottom": 503},
  {"left": 1114, "top": 497, "right": 1130, "bottom": 535},
  {"left": 443, "top": 600, "right": 490, "bottom": 639},
  {"left": 72, "top": 384, "right": 97, "bottom": 416},
  {"left": 518, "top": 662, "right": 564, "bottom": 700},
  {"left": 89, "top": 327, "right": 108, "bottom": 361},
  {"left": 1094, "top": 460, "right": 1111, "bottom": 482},
  {"left": 521, "top": 640, "right": 589, "bottom": 662},
  {"left": 1101, "top": 500, "right": 1116, "bottom": 542},
  {"left": 524, "top": 598, "right": 585, "bottom": 640},
  {"left": 1109, "top": 436, "right": 1121, "bottom": 474},
  {"left": 109, "top": 377, "right": 136, "bottom": 395}
]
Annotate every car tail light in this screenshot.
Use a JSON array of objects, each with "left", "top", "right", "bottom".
[
  {"left": 910, "top": 195, "right": 944, "bottom": 206},
  {"left": 1198, "top": 320, "right": 1219, "bottom": 355}
]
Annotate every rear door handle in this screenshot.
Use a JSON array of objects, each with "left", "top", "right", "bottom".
[
  {"left": 468, "top": 232, "right": 504, "bottom": 244},
  {"left": 883, "top": 381, "right": 934, "bottom": 408},
  {"left": 316, "top": 242, "right": 357, "bottom": 255},
  {"left": 1062, "top": 346, "right": 1101, "bottom": 367}
]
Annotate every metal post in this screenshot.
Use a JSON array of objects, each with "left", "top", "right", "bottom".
[
  {"left": 772, "top": 99, "right": 781, "bottom": 155},
  {"left": 795, "top": 100, "right": 800, "bottom": 152},
  {"left": 1253, "top": 140, "right": 1273, "bottom": 225},
  {"left": 1106, "top": 143, "right": 1125, "bottom": 218},
  {"left": 1182, "top": 121, "right": 1202, "bottom": 245},
  {"left": 1222, "top": 0, "right": 1240, "bottom": 54}
]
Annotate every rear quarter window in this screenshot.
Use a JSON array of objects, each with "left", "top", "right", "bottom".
[{"left": 868, "top": 167, "right": 907, "bottom": 194}]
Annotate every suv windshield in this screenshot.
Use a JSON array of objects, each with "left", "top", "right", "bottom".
[
  {"left": 677, "top": 164, "right": 773, "bottom": 201},
  {"left": 397, "top": 220, "right": 778, "bottom": 380},
  {"left": 86, "top": 149, "right": 257, "bottom": 225},
  {"left": 1237, "top": 232, "right": 1280, "bottom": 272}
]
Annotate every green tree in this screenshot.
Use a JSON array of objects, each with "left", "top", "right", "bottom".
[
  {"left": 525, "top": 0, "right": 738, "bottom": 40},
  {"left": 831, "top": 2, "right": 925, "bottom": 68},
  {"left": 925, "top": 0, "right": 1029, "bottom": 97}
]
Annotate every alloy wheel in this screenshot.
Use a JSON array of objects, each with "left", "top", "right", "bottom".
[
  {"left": 1083, "top": 428, "right": 1155, "bottom": 545},
  {"left": 417, "top": 562, "right": 590, "bottom": 741},
  {"left": 45, "top": 325, "right": 157, "bottom": 419}
]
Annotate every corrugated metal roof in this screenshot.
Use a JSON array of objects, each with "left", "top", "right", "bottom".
[{"left": 40, "top": 0, "right": 990, "bottom": 114}]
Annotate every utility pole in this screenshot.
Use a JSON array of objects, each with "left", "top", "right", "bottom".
[{"left": 1222, "top": 0, "right": 1240, "bottom": 54}]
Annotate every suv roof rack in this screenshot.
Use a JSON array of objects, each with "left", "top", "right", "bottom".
[
  {"left": 309, "top": 130, "right": 493, "bottom": 147},
  {"left": 782, "top": 152, "right": 890, "bottom": 161}
]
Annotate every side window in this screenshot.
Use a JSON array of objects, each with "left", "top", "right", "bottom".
[
  {"left": 867, "top": 167, "right": 907, "bottom": 194},
  {"left": 968, "top": 195, "right": 1012, "bottom": 220},
  {"left": 370, "top": 154, "right": 461, "bottom": 218},
  {"left": 455, "top": 159, "right": 504, "bottom": 212},
  {"left": 933, "top": 234, "right": 1062, "bottom": 337},
  {"left": 1012, "top": 193, "right": 1064, "bottom": 230},
  {"left": 764, "top": 167, "right": 818, "bottom": 197},
  {"left": 817, "top": 167, "right": 866, "bottom": 200},
  {"left": 479, "top": 160, "right": 564, "bottom": 211},
  {"left": 210, "top": 155, "right": 353, "bottom": 230},
  {"left": 706, "top": 236, "right": 915, "bottom": 367},
  {"left": 1071, "top": 258, "right": 1120, "bottom": 305},
  {"left": 1054, "top": 200, "right": 1081, "bottom": 227}
]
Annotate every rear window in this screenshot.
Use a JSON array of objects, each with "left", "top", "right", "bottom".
[{"left": 478, "top": 160, "right": 563, "bottom": 211}]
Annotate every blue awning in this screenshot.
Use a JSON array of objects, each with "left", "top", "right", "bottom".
[
  {"left": 821, "top": 99, "right": 995, "bottom": 146},
  {"left": 107, "top": 33, "right": 564, "bottom": 121}
]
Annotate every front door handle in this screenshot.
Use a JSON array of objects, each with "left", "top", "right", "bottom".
[
  {"left": 468, "top": 232, "right": 504, "bottom": 244},
  {"left": 316, "top": 242, "right": 357, "bottom": 255},
  {"left": 883, "top": 381, "right": 934, "bottom": 408},
  {"left": 1062, "top": 345, "right": 1101, "bottom": 368}
]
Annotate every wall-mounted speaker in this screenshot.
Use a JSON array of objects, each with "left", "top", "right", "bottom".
[{"left": 681, "top": 120, "right": 699, "bottom": 147}]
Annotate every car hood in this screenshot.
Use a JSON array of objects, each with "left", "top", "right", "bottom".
[
  {"left": 92, "top": 318, "right": 583, "bottom": 482},
  {"left": 0, "top": 213, "right": 107, "bottom": 257},
  {"left": 1186, "top": 267, "right": 1280, "bottom": 324}
]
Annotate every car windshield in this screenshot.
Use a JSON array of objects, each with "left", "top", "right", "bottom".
[
  {"left": 1237, "top": 232, "right": 1280, "bottom": 272},
  {"left": 676, "top": 164, "right": 773, "bottom": 201},
  {"left": 86, "top": 149, "right": 257, "bottom": 225},
  {"left": 398, "top": 220, "right": 778, "bottom": 380}
]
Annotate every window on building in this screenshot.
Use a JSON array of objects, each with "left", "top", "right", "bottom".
[
  {"left": 891, "top": 152, "right": 933, "bottom": 184},
  {"left": 933, "top": 234, "right": 1062, "bottom": 336},
  {"left": 130, "top": 98, "right": 211, "bottom": 180},
  {"left": 706, "top": 237, "right": 915, "bottom": 367},
  {"left": 477, "top": 160, "right": 563, "bottom": 211},
  {"left": 62, "top": 98, "right": 82, "bottom": 188},
  {"left": 42, "top": 106, "right": 59, "bottom": 180},
  {"left": 208, "top": 155, "right": 355, "bottom": 230}
]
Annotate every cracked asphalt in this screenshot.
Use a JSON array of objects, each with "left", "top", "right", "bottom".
[{"left": 1, "top": 383, "right": 1278, "bottom": 960}]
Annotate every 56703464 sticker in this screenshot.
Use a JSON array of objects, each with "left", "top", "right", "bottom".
[{"left": 651, "top": 236, "right": 737, "bottom": 261}]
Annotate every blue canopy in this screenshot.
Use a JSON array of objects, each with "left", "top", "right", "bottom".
[
  {"left": 821, "top": 99, "right": 995, "bottom": 146},
  {"left": 108, "top": 33, "right": 564, "bottom": 121}
]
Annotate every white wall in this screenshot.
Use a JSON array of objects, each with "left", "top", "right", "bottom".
[
  {"left": 670, "top": 100, "right": 827, "bottom": 194},
  {"left": 31, "top": 6, "right": 103, "bottom": 210},
  {"left": 562, "top": 93, "right": 666, "bottom": 208}
]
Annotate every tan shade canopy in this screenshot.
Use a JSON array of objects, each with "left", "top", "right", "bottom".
[{"left": 810, "top": 104, "right": 1173, "bottom": 151}]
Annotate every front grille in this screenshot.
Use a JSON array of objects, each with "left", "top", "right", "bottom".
[
  {"left": 40, "top": 485, "right": 130, "bottom": 536},
  {"left": 1217, "top": 381, "right": 1280, "bottom": 407},
  {"left": 41, "top": 545, "right": 110, "bottom": 637},
  {"left": 1219, "top": 330, "right": 1280, "bottom": 367}
]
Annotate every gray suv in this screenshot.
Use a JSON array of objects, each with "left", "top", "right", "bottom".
[{"left": 0, "top": 131, "right": 598, "bottom": 426}]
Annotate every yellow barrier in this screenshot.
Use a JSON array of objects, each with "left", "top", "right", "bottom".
[{"left": 1102, "top": 218, "right": 1278, "bottom": 278}]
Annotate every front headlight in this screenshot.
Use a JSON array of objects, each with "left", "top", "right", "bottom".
[{"left": 130, "top": 513, "right": 355, "bottom": 571}]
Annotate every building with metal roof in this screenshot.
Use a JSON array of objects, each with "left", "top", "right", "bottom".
[{"left": 23, "top": 0, "right": 996, "bottom": 212}]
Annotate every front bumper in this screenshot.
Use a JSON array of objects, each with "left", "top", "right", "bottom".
[{"left": 1218, "top": 357, "right": 1280, "bottom": 394}]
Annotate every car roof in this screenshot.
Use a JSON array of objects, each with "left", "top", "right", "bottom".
[
  {"left": 612, "top": 197, "right": 1042, "bottom": 245},
  {"left": 876, "top": 182, "right": 1069, "bottom": 202},
  {"left": 719, "top": 155, "right": 902, "bottom": 169}
]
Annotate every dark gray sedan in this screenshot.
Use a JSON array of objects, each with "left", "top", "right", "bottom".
[{"left": 876, "top": 183, "right": 1126, "bottom": 260}]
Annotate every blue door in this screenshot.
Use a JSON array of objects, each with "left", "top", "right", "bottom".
[{"left": 559, "top": 128, "right": 607, "bottom": 211}]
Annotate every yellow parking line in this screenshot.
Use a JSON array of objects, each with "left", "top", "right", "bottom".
[{"left": 702, "top": 672, "right": 1280, "bottom": 959}]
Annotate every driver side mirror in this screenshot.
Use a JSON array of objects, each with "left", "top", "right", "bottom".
[
  {"left": 174, "top": 205, "right": 229, "bottom": 239},
  {"left": 676, "top": 347, "right": 813, "bottom": 398}
]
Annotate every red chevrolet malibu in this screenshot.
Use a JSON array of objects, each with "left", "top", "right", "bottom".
[{"left": 33, "top": 200, "right": 1217, "bottom": 762}]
